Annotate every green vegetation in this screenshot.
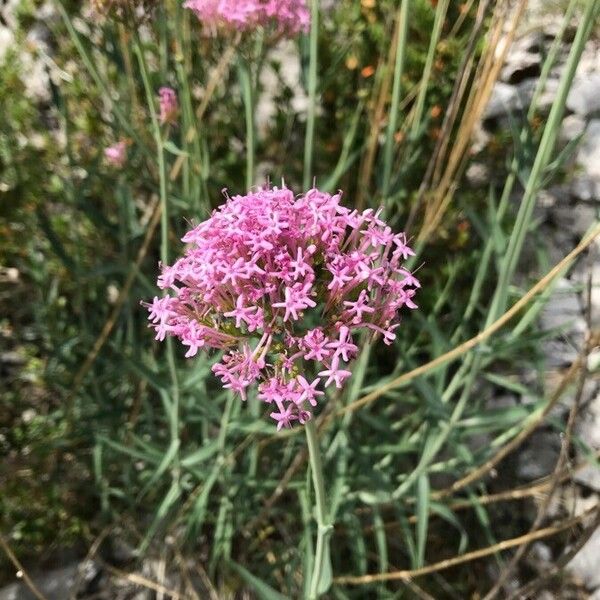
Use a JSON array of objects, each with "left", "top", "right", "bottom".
[{"left": 1, "top": 0, "right": 599, "bottom": 597}]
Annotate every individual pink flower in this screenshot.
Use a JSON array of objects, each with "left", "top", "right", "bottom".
[
  {"left": 104, "top": 140, "right": 127, "bottom": 168},
  {"left": 144, "top": 186, "right": 420, "bottom": 429},
  {"left": 183, "top": 0, "right": 309, "bottom": 35},
  {"left": 158, "top": 87, "right": 178, "bottom": 125}
]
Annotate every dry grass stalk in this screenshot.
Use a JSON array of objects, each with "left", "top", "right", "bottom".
[
  {"left": 338, "top": 223, "right": 600, "bottom": 417},
  {"left": 434, "top": 330, "right": 599, "bottom": 499},
  {"left": 0, "top": 534, "right": 48, "bottom": 600},
  {"left": 419, "top": 0, "right": 528, "bottom": 241},
  {"left": 483, "top": 285, "right": 594, "bottom": 600},
  {"left": 355, "top": 12, "right": 400, "bottom": 212},
  {"left": 66, "top": 197, "right": 162, "bottom": 419},
  {"left": 405, "top": 0, "right": 492, "bottom": 231},
  {"left": 334, "top": 505, "right": 597, "bottom": 585}
]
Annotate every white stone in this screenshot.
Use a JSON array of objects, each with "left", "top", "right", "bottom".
[
  {"left": 577, "top": 120, "right": 600, "bottom": 181},
  {"left": 484, "top": 82, "right": 523, "bottom": 120},
  {"left": 567, "top": 526, "right": 600, "bottom": 590},
  {"left": 577, "top": 391, "right": 600, "bottom": 450},
  {"left": 567, "top": 75, "right": 600, "bottom": 116},
  {"left": 560, "top": 114, "right": 586, "bottom": 144}
]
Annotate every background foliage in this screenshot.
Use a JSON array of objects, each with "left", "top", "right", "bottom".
[{"left": 1, "top": 0, "right": 599, "bottom": 598}]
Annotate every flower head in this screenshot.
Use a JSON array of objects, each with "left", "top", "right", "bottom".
[
  {"left": 183, "top": 0, "right": 309, "bottom": 35},
  {"left": 158, "top": 87, "right": 178, "bottom": 125},
  {"left": 144, "top": 186, "right": 420, "bottom": 429},
  {"left": 104, "top": 140, "right": 128, "bottom": 168}
]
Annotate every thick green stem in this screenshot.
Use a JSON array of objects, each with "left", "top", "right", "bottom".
[
  {"left": 303, "top": 0, "right": 319, "bottom": 190},
  {"left": 305, "top": 419, "right": 331, "bottom": 599}
]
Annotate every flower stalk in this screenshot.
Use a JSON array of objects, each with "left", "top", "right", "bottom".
[
  {"left": 305, "top": 418, "right": 332, "bottom": 599},
  {"left": 303, "top": 0, "right": 319, "bottom": 190}
]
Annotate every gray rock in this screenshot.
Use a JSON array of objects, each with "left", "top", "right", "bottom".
[
  {"left": 570, "top": 239, "right": 600, "bottom": 327},
  {"left": 567, "top": 525, "right": 600, "bottom": 590},
  {"left": 560, "top": 114, "right": 586, "bottom": 145},
  {"left": 577, "top": 120, "right": 600, "bottom": 181},
  {"left": 567, "top": 74, "right": 600, "bottom": 116},
  {"left": 484, "top": 82, "right": 523, "bottom": 120},
  {"left": 0, "top": 352, "right": 26, "bottom": 366},
  {"left": 0, "top": 562, "right": 100, "bottom": 600},
  {"left": 108, "top": 536, "right": 138, "bottom": 564},
  {"left": 486, "top": 394, "right": 519, "bottom": 410},
  {"left": 0, "top": 583, "right": 19, "bottom": 600},
  {"left": 517, "top": 77, "right": 559, "bottom": 114},
  {"left": 549, "top": 378, "right": 598, "bottom": 420},
  {"left": 502, "top": 50, "right": 542, "bottom": 85},
  {"left": 540, "top": 278, "right": 586, "bottom": 367},
  {"left": 549, "top": 204, "right": 597, "bottom": 238},
  {"left": 529, "top": 541, "right": 553, "bottom": 565},
  {"left": 517, "top": 431, "right": 561, "bottom": 480},
  {"left": 577, "top": 391, "right": 600, "bottom": 450},
  {"left": 570, "top": 176, "right": 600, "bottom": 203},
  {"left": 465, "top": 163, "right": 489, "bottom": 187},
  {"left": 574, "top": 464, "right": 600, "bottom": 492}
]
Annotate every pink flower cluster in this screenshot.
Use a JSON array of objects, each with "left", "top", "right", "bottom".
[
  {"left": 158, "top": 87, "right": 178, "bottom": 125},
  {"left": 183, "top": 0, "right": 310, "bottom": 35},
  {"left": 145, "top": 187, "right": 419, "bottom": 430}
]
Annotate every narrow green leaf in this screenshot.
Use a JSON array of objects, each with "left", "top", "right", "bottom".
[
  {"left": 163, "top": 140, "right": 189, "bottom": 157},
  {"left": 415, "top": 473, "right": 430, "bottom": 568},
  {"left": 229, "top": 561, "right": 290, "bottom": 600},
  {"left": 138, "top": 481, "right": 181, "bottom": 553},
  {"left": 181, "top": 440, "right": 219, "bottom": 468},
  {"left": 138, "top": 439, "right": 180, "bottom": 498}
]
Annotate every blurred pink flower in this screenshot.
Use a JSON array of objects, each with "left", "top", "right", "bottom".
[
  {"left": 144, "top": 186, "right": 420, "bottom": 429},
  {"left": 158, "top": 87, "right": 178, "bottom": 125},
  {"left": 104, "top": 140, "right": 127, "bottom": 168},
  {"left": 183, "top": 0, "right": 309, "bottom": 35}
]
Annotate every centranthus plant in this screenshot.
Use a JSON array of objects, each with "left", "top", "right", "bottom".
[
  {"left": 145, "top": 186, "right": 419, "bottom": 597},
  {"left": 145, "top": 186, "right": 419, "bottom": 429}
]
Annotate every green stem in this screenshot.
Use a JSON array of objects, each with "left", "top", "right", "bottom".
[
  {"left": 527, "top": 0, "right": 578, "bottom": 122},
  {"left": 381, "top": 0, "right": 409, "bottom": 200},
  {"left": 133, "top": 37, "right": 181, "bottom": 458},
  {"left": 489, "top": 0, "right": 598, "bottom": 320},
  {"left": 56, "top": 1, "right": 150, "bottom": 158},
  {"left": 305, "top": 419, "right": 331, "bottom": 599},
  {"left": 239, "top": 62, "right": 255, "bottom": 191},
  {"left": 303, "top": 0, "right": 319, "bottom": 190},
  {"left": 409, "top": 0, "right": 448, "bottom": 141}
]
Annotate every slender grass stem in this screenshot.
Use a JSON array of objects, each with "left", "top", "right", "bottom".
[
  {"left": 305, "top": 419, "right": 331, "bottom": 599},
  {"left": 489, "top": 0, "right": 599, "bottom": 320},
  {"left": 133, "top": 36, "right": 181, "bottom": 460},
  {"left": 527, "top": 0, "right": 578, "bottom": 122},
  {"left": 382, "top": 0, "right": 409, "bottom": 200},
  {"left": 303, "top": 0, "right": 319, "bottom": 190},
  {"left": 409, "top": 0, "right": 449, "bottom": 141},
  {"left": 56, "top": 1, "right": 150, "bottom": 157},
  {"left": 239, "top": 62, "right": 255, "bottom": 191}
]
